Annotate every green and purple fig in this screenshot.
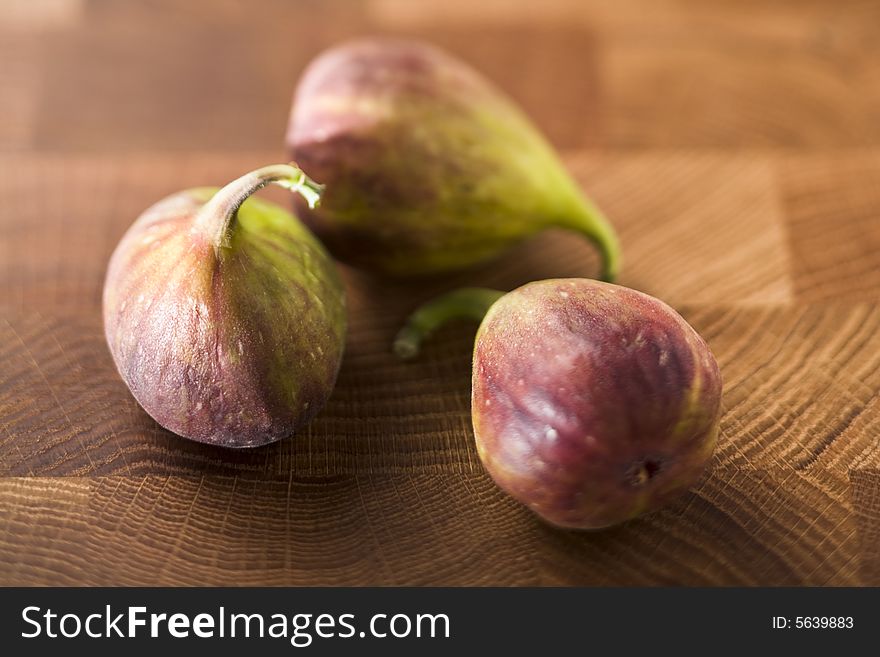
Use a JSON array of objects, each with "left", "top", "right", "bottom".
[
  {"left": 286, "top": 38, "right": 621, "bottom": 280},
  {"left": 103, "top": 164, "right": 346, "bottom": 448},
  {"left": 395, "top": 279, "right": 722, "bottom": 529}
]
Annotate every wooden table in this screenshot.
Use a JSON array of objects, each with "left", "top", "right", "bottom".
[{"left": 1, "top": 0, "right": 878, "bottom": 586}]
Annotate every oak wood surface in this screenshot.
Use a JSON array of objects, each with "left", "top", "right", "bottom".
[{"left": 0, "top": 0, "right": 878, "bottom": 585}]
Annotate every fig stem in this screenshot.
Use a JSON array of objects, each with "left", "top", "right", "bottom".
[
  {"left": 566, "top": 195, "right": 622, "bottom": 283},
  {"left": 194, "top": 163, "right": 324, "bottom": 253},
  {"left": 393, "top": 288, "right": 505, "bottom": 360}
]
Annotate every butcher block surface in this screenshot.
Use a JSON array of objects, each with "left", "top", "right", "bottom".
[{"left": 1, "top": 0, "right": 879, "bottom": 585}]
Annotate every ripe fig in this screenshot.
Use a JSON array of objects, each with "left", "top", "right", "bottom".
[
  {"left": 395, "top": 280, "right": 722, "bottom": 529},
  {"left": 103, "top": 164, "right": 346, "bottom": 448},
  {"left": 287, "top": 38, "right": 621, "bottom": 280}
]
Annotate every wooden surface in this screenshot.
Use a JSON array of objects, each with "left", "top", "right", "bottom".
[{"left": 1, "top": 0, "right": 879, "bottom": 586}]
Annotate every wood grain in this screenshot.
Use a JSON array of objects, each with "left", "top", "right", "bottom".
[
  {"left": 0, "top": 468, "right": 866, "bottom": 586},
  {"left": 1, "top": 0, "right": 879, "bottom": 586},
  {"left": 0, "top": 151, "right": 794, "bottom": 312},
  {"left": 780, "top": 153, "right": 880, "bottom": 302},
  {"left": 371, "top": 0, "right": 880, "bottom": 148},
  {"left": 0, "top": 478, "right": 91, "bottom": 585},
  {"left": 850, "top": 470, "right": 880, "bottom": 584},
  {"left": 536, "top": 465, "right": 860, "bottom": 586},
  {"left": 4, "top": 302, "right": 880, "bottom": 480}
]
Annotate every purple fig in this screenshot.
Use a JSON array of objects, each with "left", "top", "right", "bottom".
[
  {"left": 103, "top": 164, "right": 346, "bottom": 448},
  {"left": 395, "top": 279, "right": 722, "bottom": 529},
  {"left": 286, "top": 38, "right": 621, "bottom": 280}
]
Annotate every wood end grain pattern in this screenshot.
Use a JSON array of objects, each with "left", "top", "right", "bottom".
[{"left": 1, "top": 0, "right": 879, "bottom": 586}]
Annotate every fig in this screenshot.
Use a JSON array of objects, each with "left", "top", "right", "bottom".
[
  {"left": 103, "top": 164, "right": 346, "bottom": 448},
  {"left": 395, "top": 279, "right": 722, "bottom": 529},
  {"left": 286, "top": 38, "right": 621, "bottom": 280}
]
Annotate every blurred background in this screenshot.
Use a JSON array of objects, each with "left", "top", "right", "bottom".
[
  {"left": 1, "top": 0, "right": 879, "bottom": 586},
  {"left": 3, "top": 0, "right": 880, "bottom": 153}
]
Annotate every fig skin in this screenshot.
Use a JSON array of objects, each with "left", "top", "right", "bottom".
[
  {"left": 395, "top": 280, "right": 722, "bottom": 529},
  {"left": 103, "top": 165, "right": 346, "bottom": 448},
  {"left": 287, "top": 38, "right": 621, "bottom": 281}
]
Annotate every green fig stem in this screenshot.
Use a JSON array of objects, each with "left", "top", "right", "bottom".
[
  {"left": 393, "top": 288, "right": 506, "bottom": 360},
  {"left": 566, "top": 195, "right": 622, "bottom": 283},
  {"left": 194, "top": 163, "right": 324, "bottom": 253}
]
